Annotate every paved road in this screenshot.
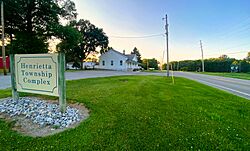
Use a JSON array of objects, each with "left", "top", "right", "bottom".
[
  {"left": 65, "top": 70, "right": 161, "bottom": 80},
  {"left": 1, "top": 71, "right": 249, "bottom": 100},
  {"left": 0, "top": 74, "right": 11, "bottom": 90},
  {"left": 0, "top": 71, "right": 162, "bottom": 90},
  {"left": 174, "top": 71, "right": 250, "bottom": 100}
]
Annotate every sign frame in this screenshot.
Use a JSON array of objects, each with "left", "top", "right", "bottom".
[
  {"left": 11, "top": 52, "right": 66, "bottom": 112},
  {"left": 15, "top": 54, "right": 59, "bottom": 96}
]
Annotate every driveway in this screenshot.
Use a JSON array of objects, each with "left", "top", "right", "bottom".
[
  {"left": 0, "top": 71, "right": 163, "bottom": 90},
  {"left": 0, "top": 74, "right": 11, "bottom": 90},
  {"left": 65, "top": 70, "right": 162, "bottom": 80}
]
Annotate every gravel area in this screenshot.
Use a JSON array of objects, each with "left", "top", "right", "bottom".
[{"left": 0, "top": 97, "right": 89, "bottom": 136}]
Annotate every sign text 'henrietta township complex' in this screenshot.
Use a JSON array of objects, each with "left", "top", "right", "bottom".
[
  {"left": 12, "top": 53, "right": 66, "bottom": 112},
  {"left": 15, "top": 54, "right": 59, "bottom": 96}
]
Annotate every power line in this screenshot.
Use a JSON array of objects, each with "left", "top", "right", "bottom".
[
  {"left": 109, "top": 33, "right": 165, "bottom": 39},
  {"left": 204, "top": 26, "right": 250, "bottom": 47},
  {"left": 207, "top": 15, "right": 250, "bottom": 39},
  {"left": 173, "top": 50, "right": 249, "bottom": 61},
  {"left": 204, "top": 32, "right": 250, "bottom": 54},
  {"left": 222, "top": 42, "right": 250, "bottom": 50},
  {"left": 205, "top": 42, "right": 250, "bottom": 53},
  {"left": 203, "top": 16, "right": 250, "bottom": 50},
  {"left": 225, "top": 51, "right": 249, "bottom": 55},
  {"left": 203, "top": 18, "right": 250, "bottom": 49},
  {"left": 206, "top": 50, "right": 249, "bottom": 57},
  {"left": 216, "top": 25, "right": 250, "bottom": 40}
]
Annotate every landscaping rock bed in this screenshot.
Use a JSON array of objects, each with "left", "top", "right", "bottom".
[{"left": 0, "top": 97, "right": 89, "bottom": 137}]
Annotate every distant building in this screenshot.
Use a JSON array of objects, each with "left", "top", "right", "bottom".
[
  {"left": 66, "top": 62, "right": 80, "bottom": 70},
  {"left": 0, "top": 56, "right": 10, "bottom": 73},
  {"left": 66, "top": 62, "right": 96, "bottom": 70},
  {"left": 98, "top": 49, "right": 139, "bottom": 71}
]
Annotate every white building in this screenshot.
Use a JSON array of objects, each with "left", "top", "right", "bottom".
[{"left": 98, "top": 49, "right": 139, "bottom": 71}]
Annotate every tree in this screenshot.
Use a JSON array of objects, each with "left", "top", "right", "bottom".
[
  {"left": 170, "top": 56, "right": 237, "bottom": 72},
  {"left": 69, "top": 19, "right": 109, "bottom": 69},
  {"left": 162, "top": 63, "right": 167, "bottom": 70},
  {"left": 141, "top": 58, "right": 159, "bottom": 70},
  {"left": 246, "top": 52, "right": 250, "bottom": 61},
  {"left": 3, "top": 0, "right": 77, "bottom": 54},
  {"left": 131, "top": 47, "right": 142, "bottom": 63},
  {"left": 11, "top": 32, "right": 48, "bottom": 54},
  {"left": 54, "top": 25, "right": 82, "bottom": 64},
  {"left": 219, "top": 54, "right": 229, "bottom": 60},
  {"left": 239, "top": 60, "right": 250, "bottom": 73}
]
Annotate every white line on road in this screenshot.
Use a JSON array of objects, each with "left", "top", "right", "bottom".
[{"left": 196, "top": 79, "right": 250, "bottom": 97}]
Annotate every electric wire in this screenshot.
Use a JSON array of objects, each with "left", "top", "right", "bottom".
[
  {"left": 206, "top": 50, "right": 249, "bottom": 57},
  {"left": 109, "top": 33, "right": 165, "bottom": 39}
]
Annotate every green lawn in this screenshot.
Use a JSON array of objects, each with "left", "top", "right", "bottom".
[
  {"left": 198, "top": 72, "right": 250, "bottom": 80},
  {"left": 0, "top": 76, "right": 249, "bottom": 150}
]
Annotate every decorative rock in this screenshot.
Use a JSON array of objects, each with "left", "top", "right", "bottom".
[{"left": 0, "top": 97, "right": 82, "bottom": 128}]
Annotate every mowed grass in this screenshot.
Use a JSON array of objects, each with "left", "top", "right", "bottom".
[
  {"left": 0, "top": 76, "right": 249, "bottom": 150},
  {"left": 199, "top": 72, "right": 250, "bottom": 80}
]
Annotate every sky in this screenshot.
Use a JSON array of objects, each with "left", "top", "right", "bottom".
[{"left": 72, "top": 0, "right": 250, "bottom": 62}]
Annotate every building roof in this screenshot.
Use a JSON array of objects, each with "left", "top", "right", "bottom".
[
  {"left": 126, "top": 60, "right": 138, "bottom": 64},
  {"left": 108, "top": 49, "right": 125, "bottom": 56},
  {"left": 108, "top": 49, "right": 137, "bottom": 62},
  {"left": 126, "top": 54, "right": 136, "bottom": 61}
]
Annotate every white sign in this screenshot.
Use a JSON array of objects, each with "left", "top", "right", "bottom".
[{"left": 15, "top": 54, "right": 59, "bottom": 96}]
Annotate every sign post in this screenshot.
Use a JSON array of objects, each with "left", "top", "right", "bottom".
[
  {"left": 58, "top": 52, "right": 66, "bottom": 112},
  {"left": 10, "top": 54, "right": 19, "bottom": 101},
  {"left": 14, "top": 53, "right": 66, "bottom": 112}
]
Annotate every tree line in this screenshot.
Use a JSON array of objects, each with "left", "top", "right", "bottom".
[{"left": 165, "top": 53, "right": 250, "bottom": 73}]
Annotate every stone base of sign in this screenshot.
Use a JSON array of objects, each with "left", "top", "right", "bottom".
[{"left": 0, "top": 97, "right": 89, "bottom": 137}]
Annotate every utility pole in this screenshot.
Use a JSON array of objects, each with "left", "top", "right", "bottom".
[
  {"left": 1, "top": 1, "right": 7, "bottom": 75},
  {"left": 163, "top": 14, "right": 170, "bottom": 77},
  {"left": 199, "top": 40, "right": 205, "bottom": 72}
]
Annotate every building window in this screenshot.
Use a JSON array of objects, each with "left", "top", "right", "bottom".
[
  {"left": 111, "top": 60, "right": 114, "bottom": 66},
  {"left": 120, "top": 60, "right": 123, "bottom": 66},
  {"left": 102, "top": 61, "right": 105, "bottom": 66}
]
